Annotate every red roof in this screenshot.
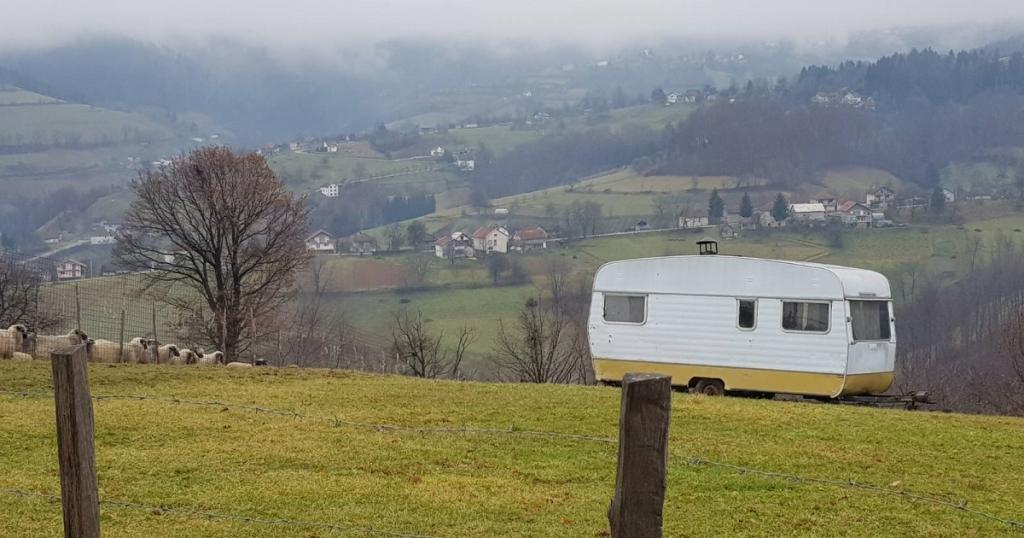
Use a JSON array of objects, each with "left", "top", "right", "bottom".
[
  {"left": 515, "top": 226, "right": 548, "bottom": 241},
  {"left": 837, "top": 201, "right": 868, "bottom": 213},
  {"left": 435, "top": 236, "right": 452, "bottom": 247},
  {"left": 471, "top": 226, "right": 493, "bottom": 239}
]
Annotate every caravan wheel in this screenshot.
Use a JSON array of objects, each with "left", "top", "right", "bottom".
[{"left": 694, "top": 379, "right": 725, "bottom": 396}]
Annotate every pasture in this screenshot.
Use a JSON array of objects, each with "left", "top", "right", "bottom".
[
  {"left": 0, "top": 103, "right": 173, "bottom": 148},
  {"left": 2, "top": 362, "right": 1023, "bottom": 536}
]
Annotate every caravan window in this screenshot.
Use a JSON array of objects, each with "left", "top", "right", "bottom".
[
  {"left": 850, "top": 300, "right": 891, "bottom": 341},
  {"left": 603, "top": 295, "right": 646, "bottom": 324},
  {"left": 782, "top": 301, "right": 830, "bottom": 333},
  {"left": 737, "top": 299, "right": 756, "bottom": 329}
]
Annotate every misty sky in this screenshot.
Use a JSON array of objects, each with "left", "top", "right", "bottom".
[{"left": 4, "top": 0, "right": 1024, "bottom": 52}]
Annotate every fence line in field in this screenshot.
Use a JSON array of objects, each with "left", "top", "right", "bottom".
[
  {"left": 2, "top": 387, "right": 1022, "bottom": 531},
  {"left": 0, "top": 487, "right": 442, "bottom": 538}
]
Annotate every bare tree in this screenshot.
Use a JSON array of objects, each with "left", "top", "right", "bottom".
[
  {"left": 114, "top": 146, "right": 311, "bottom": 361},
  {"left": 0, "top": 256, "right": 59, "bottom": 331},
  {"left": 391, "top": 308, "right": 474, "bottom": 378},
  {"left": 491, "top": 297, "right": 581, "bottom": 383},
  {"left": 401, "top": 254, "right": 434, "bottom": 289}
]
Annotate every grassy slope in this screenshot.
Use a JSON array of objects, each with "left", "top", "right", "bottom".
[{"left": 2, "top": 362, "right": 1023, "bottom": 537}]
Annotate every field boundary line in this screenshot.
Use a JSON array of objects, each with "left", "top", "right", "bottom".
[{"left": 0, "top": 487, "right": 442, "bottom": 537}]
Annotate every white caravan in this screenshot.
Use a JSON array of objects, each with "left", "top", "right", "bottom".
[{"left": 588, "top": 254, "right": 895, "bottom": 397}]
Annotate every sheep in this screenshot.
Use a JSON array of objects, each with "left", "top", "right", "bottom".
[
  {"left": 197, "top": 350, "right": 225, "bottom": 365},
  {"left": 11, "top": 351, "right": 33, "bottom": 362},
  {"left": 1, "top": 324, "right": 29, "bottom": 359},
  {"left": 157, "top": 344, "right": 181, "bottom": 364},
  {"left": 177, "top": 348, "right": 200, "bottom": 365},
  {"left": 225, "top": 361, "right": 252, "bottom": 368},
  {"left": 29, "top": 329, "right": 88, "bottom": 359}
]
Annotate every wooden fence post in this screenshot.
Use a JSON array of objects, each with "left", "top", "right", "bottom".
[
  {"left": 50, "top": 344, "right": 101, "bottom": 538},
  {"left": 608, "top": 373, "right": 671, "bottom": 538}
]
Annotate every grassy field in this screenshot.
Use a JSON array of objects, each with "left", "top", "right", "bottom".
[
  {"left": 0, "top": 103, "right": 173, "bottom": 148},
  {"left": 2, "top": 362, "right": 1024, "bottom": 537},
  {"left": 0, "top": 86, "right": 62, "bottom": 105},
  {"left": 267, "top": 152, "right": 462, "bottom": 193}
]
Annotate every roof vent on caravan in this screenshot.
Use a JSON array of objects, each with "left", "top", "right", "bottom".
[{"left": 697, "top": 237, "right": 718, "bottom": 255}]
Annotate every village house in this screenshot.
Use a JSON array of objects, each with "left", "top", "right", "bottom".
[
  {"left": 471, "top": 226, "right": 510, "bottom": 254},
  {"left": 759, "top": 210, "right": 786, "bottom": 228},
  {"left": 810, "top": 194, "right": 838, "bottom": 214},
  {"left": 678, "top": 209, "right": 710, "bottom": 229},
  {"left": 434, "top": 232, "right": 474, "bottom": 259},
  {"left": 305, "top": 230, "right": 336, "bottom": 253},
  {"left": 789, "top": 203, "right": 828, "bottom": 222},
  {"left": 456, "top": 159, "right": 475, "bottom": 171},
  {"left": 430, "top": 146, "right": 446, "bottom": 158},
  {"left": 666, "top": 92, "right": 680, "bottom": 105},
  {"left": 941, "top": 187, "right": 956, "bottom": 203},
  {"left": 56, "top": 259, "right": 86, "bottom": 281},
  {"left": 89, "top": 235, "right": 116, "bottom": 246},
  {"left": 319, "top": 183, "right": 340, "bottom": 198},
  {"left": 511, "top": 226, "right": 549, "bottom": 251},
  {"left": 837, "top": 201, "right": 873, "bottom": 228},
  {"left": 866, "top": 186, "right": 896, "bottom": 209},
  {"left": 347, "top": 233, "right": 378, "bottom": 256},
  {"left": 683, "top": 89, "right": 702, "bottom": 103},
  {"left": 719, "top": 222, "right": 738, "bottom": 239}
]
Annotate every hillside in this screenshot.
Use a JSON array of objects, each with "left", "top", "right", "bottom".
[{"left": 2, "top": 362, "right": 1022, "bottom": 537}]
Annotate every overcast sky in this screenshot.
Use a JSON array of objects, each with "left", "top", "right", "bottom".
[{"left": 4, "top": 0, "right": 1024, "bottom": 52}]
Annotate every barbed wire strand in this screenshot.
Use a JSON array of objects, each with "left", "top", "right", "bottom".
[
  {"left": 0, "top": 487, "right": 442, "bottom": 538},
  {"left": 3, "top": 388, "right": 1023, "bottom": 530}
]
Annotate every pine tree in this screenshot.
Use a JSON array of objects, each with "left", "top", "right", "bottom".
[
  {"left": 708, "top": 189, "right": 725, "bottom": 224},
  {"left": 771, "top": 193, "right": 789, "bottom": 222},
  {"left": 739, "top": 192, "right": 753, "bottom": 218},
  {"left": 930, "top": 186, "right": 947, "bottom": 213}
]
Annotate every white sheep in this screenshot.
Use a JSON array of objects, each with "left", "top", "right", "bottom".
[
  {"left": 197, "top": 350, "right": 225, "bottom": 365},
  {"left": 225, "top": 361, "right": 252, "bottom": 368},
  {"left": 0, "top": 324, "right": 29, "bottom": 359},
  {"left": 176, "top": 348, "right": 200, "bottom": 365},
  {"left": 11, "top": 351, "right": 33, "bottom": 361},
  {"left": 157, "top": 344, "right": 181, "bottom": 364},
  {"left": 29, "top": 329, "right": 89, "bottom": 359}
]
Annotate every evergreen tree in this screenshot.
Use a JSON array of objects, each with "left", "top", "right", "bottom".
[
  {"left": 650, "top": 87, "right": 667, "bottom": 105},
  {"left": 930, "top": 186, "right": 947, "bottom": 213},
  {"left": 771, "top": 193, "right": 789, "bottom": 222},
  {"left": 739, "top": 192, "right": 753, "bottom": 218},
  {"left": 708, "top": 189, "right": 725, "bottom": 224}
]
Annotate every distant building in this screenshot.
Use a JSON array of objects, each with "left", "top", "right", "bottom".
[
  {"left": 89, "top": 236, "right": 116, "bottom": 246},
  {"left": 866, "top": 186, "right": 896, "bottom": 209},
  {"left": 347, "top": 233, "right": 378, "bottom": 256},
  {"left": 941, "top": 188, "right": 956, "bottom": 203},
  {"left": 471, "top": 226, "right": 510, "bottom": 254},
  {"left": 511, "top": 226, "right": 549, "bottom": 250},
  {"left": 430, "top": 146, "right": 446, "bottom": 158},
  {"left": 683, "top": 89, "right": 702, "bottom": 103},
  {"left": 456, "top": 159, "right": 476, "bottom": 171},
  {"left": 56, "top": 259, "right": 86, "bottom": 280},
  {"left": 320, "top": 184, "right": 340, "bottom": 198},
  {"left": 678, "top": 209, "right": 710, "bottom": 229},
  {"left": 789, "top": 203, "right": 827, "bottom": 222},
  {"left": 305, "top": 230, "right": 336, "bottom": 253},
  {"left": 634, "top": 220, "right": 651, "bottom": 232},
  {"left": 837, "top": 201, "right": 873, "bottom": 228},
  {"left": 810, "top": 194, "right": 838, "bottom": 214},
  {"left": 665, "top": 92, "right": 680, "bottom": 105},
  {"left": 434, "top": 232, "right": 474, "bottom": 259},
  {"left": 719, "top": 222, "right": 738, "bottom": 239}
]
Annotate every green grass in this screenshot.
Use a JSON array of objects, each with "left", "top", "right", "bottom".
[
  {"left": 2, "top": 362, "right": 1024, "bottom": 537},
  {"left": 267, "top": 152, "right": 462, "bottom": 193},
  {"left": 0, "top": 86, "right": 61, "bottom": 105},
  {"left": 450, "top": 125, "right": 544, "bottom": 156},
  {"left": 0, "top": 103, "right": 173, "bottom": 148}
]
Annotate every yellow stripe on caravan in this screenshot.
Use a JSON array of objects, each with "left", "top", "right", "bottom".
[{"left": 592, "top": 358, "right": 894, "bottom": 397}]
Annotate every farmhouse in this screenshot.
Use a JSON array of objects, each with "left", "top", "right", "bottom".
[
  {"left": 719, "top": 222, "right": 738, "bottom": 239},
  {"left": 837, "top": 201, "right": 873, "bottom": 228},
  {"left": 810, "top": 194, "right": 838, "bottom": 213},
  {"left": 678, "top": 209, "right": 710, "bottom": 229},
  {"left": 305, "top": 230, "right": 336, "bottom": 253},
  {"left": 866, "top": 186, "right": 896, "bottom": 209},
  {"left": 430, "top": 146, "right": 446, "bottom": 157},
  {"left": 942, "top": 187, "right": 956, "bottom": 202},
  {"left": 319, "top": 183, "right": 340, "bottom": 198},
  {"left": 456, "top": 159, "right": 475, "bottom": 171},
  {"left": 788, "top": 203, "right": 827, "bottom": 222},
  {"left": 512, "top": 226, "right": 549, "bottom": 250},
  {"left": 434, "top": 232, "right": 473, "bottom": 259},
  {"left": 666, "top": 92, "right": 680, "bottom": 105},
  {"left": 471, "top": 226, "right": 510, "bottom": 254},
  {"left": 347, "top": 233, "right": 378, "bottom": 256},
  {"left": 56, "top": 259, "right": 86, "bottom": 280}
]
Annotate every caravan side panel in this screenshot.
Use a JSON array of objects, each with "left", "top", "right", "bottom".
[{"left": 588, "top": 292, "right": 852, "bottom": 396}]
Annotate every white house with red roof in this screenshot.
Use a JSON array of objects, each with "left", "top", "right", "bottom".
[
  {"left": 434, "top": 232, "right": 474, "bottom": 259},
  {"left": 470, "top": 226, "right": 509, "bottom": 254},
  {"left": 512, "top": 226, "right": 549, "bottom": 250}
]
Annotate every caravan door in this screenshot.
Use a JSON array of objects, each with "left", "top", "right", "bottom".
[{"left": 846, "top": 300, "right": 896, "bottom": 378}]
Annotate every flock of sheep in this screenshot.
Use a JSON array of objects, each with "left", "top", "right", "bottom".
[{"left": 0, "top": 324, "right": 252, "bottom": 367}]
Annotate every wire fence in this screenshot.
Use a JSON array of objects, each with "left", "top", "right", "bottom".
[
  {"left": 1, "top": 387, "right": 1022, "bottom": 533},
  {"left": 1, "top": 248, "right": 395, "bottom": 366}
]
